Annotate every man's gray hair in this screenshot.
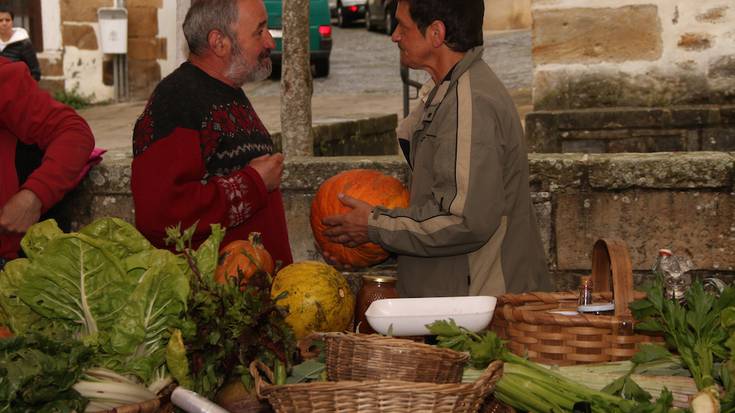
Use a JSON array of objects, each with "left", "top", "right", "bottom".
[{"left": 183, "top": 0, "right": 240, "bottom": 56}]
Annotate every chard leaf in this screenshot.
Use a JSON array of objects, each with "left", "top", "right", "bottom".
[
  {"left": 78, "top": 217, "right": 153, "bottom": 258},
  {"left": 103, "top": 249, "right": 190, "bottom": 382},
  {"left": 192, "top": 224, "right": 225, "bottom": 282},
  {"left": 19, "top": 219, "right": 64, "bottom": 260},
  {"left": 17, "top": 232, "right": 134, "bottom": 338}
]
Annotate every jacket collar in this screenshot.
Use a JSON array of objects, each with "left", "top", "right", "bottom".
[
  {"left": 0, "top": 27, "right": 30, "bottom": 47},
  {"left": 427, "top": 46, "right": 484, "bottom": 105}
]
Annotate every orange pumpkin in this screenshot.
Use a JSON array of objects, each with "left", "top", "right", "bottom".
[
  {"left": 310, "top": 169, "right": 409, "bottom": 268},
  {"left": 0, "top": 325, "right": 12, "bottom": 339},
  {"left": 215, "top": 232, "right": 275, "bottom": 288}
]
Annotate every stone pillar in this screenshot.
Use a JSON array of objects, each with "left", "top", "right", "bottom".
[
  {"left": 127, "top": 0, "right": 164, "bottom": 100},
  {"left": 281, "top": 0, "right": 313, "bottom": 157}
]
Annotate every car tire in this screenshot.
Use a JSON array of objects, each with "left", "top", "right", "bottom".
[
  {"left": 365, "top": 8, "right": 372, "bottom": 31},
  {"left": 384, "top": 10, "right": 393, "bottom": 35},
  {"left": 337, "top": 5, "right": 347, "bottom": 27},
  {"left": 314, "top": 59, "right": 330, "bottom": 78}
]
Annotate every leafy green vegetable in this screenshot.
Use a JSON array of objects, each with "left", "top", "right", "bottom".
[
  {"left": 165, "top": 223, "right": 297, "bottom": 398},
  {"left": 427, "top": 320, "right": 681, "bottom": 413},
  {"left": 0, "top": 334, "right": 93, "bottom": 413},
  {"left": 0, "top": 218, "right": 190, "bottom": 385},
  {"left": 166, "top": 329, "right": 192, "bottom": 389}
]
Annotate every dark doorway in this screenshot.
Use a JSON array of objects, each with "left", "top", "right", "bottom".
[{"left": 0, "top": 0, "right": 43, "bottom": 51}]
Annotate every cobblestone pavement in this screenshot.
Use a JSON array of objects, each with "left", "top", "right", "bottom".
[
  {"left": 246, "top": 26, "right": 532, "bottom": 97},
  {"left": 80, "top": 27, "right": 531, "bottom": 151}
]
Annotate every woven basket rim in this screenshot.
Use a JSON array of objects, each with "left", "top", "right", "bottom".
[{"left": 322, "top": 332, "right": 470, "bottom": 361}]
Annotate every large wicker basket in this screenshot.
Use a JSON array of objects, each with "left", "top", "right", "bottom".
[
  {"left": 323, "top": 332, "right": 469, "bottom": 383},
  {"left": 491, "top": 238, "right": 663, "bottom": 365},
  {"left": 250, "top": 359, "right": 503, "bottom": 413}
]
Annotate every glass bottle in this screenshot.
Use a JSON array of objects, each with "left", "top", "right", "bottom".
[
  {"left": 578, "top": 276, "right": 593, "bottom": 306},
  {"left": 355, "top": 274, "right": 399, "bottom": 334}
]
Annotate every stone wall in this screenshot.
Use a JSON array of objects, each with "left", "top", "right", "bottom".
[
  {"left": 485, "top": 0, "right": 532, "bottom": 30},
  {"left": 36, "top": 0, "right": 166, "bottom": 101},
  {"left": 532, "top": 0, "right": 734, "bottom": 110},
  {"left": 527, "top": 0, "right": 735, "bottom": 152},
  {"left": 63, "top": 150, "right": 735, "bottom": 291}
]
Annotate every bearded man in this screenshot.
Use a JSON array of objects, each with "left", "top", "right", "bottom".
[{"left": 131, "top": 0, "right": 292, "bottom": 265}]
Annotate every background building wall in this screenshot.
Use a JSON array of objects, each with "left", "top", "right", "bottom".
[
  {"left": 531, "top": 0, "right": 735, "bottom": 110},
  {"left": 485, "top": 0, "right": 532, "bottom": 30}
]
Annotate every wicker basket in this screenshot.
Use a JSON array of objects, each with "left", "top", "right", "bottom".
[
  {"left": 491, "top": 238, "right": 663, "bottom": 365},
  {"left": 250, "top": 359, "right": 503, "bottom": 413},
  {"left": 323, "top": 332, "right": 469, "bottom": 383}
]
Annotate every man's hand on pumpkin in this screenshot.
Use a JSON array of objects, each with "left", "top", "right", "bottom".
[
  {"left": 313, "top": 241, "right": 355, "bottom": 272},
  {"left": 322, "top": 193, "right": 372, "bottom": 247}
]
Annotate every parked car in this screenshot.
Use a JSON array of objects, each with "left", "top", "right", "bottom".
[
  {"left": 264, "top": 0, "right": 333, "bottom": 78},
  {"left": 364, "top": 0, "right": 395, "bottom": 35},
  {"left": 335, "top": 0, "right": 367, "bottom": 27}
]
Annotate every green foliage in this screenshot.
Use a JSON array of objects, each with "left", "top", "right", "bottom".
[
  {"left": 165, "top": 223, "right": 297, "bottom": 397},
  {"left": 0, "top": 218, "right": 191, "bottom": 385},
  {"left": 53, "top": 87, "right": 94, "bottom": 110},
  {"left": 0, "top": 334, "right": 93, "bottom": 413}
]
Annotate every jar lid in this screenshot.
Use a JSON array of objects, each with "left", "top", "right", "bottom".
[
  {"left": 362, "top": 274, "right": 397, "bottom": 283},
  {"left": 577, "top": 302, "right": 614, "bottom": 313}
]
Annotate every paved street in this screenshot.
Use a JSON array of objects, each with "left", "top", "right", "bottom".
[{"left": 80, "top": 27, "right": 532, "bottom": 151}]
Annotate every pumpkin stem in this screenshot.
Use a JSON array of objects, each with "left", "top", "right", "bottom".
[{"left": 248, "top": 232, "right": 264, "bottom": 247}]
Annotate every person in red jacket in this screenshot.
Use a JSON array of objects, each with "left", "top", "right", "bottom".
[
  {"left": 131, "top": 0, "right": 293, "bottom": 266},
  {"left": 0, "top": 57, "right": 95, "bottom": 267}
]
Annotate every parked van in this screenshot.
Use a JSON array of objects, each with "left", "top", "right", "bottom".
[{"left": 263, "top": 0, "right": 333, "bottom": 78}]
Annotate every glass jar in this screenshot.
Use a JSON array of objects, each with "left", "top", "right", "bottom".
[{"left": 355, "top": 274, "right": 399, "bottom": 334}]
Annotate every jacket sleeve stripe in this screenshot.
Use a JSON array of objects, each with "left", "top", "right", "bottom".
[{"left": 449, "top": 73, "right": 473, "bottom": 217}]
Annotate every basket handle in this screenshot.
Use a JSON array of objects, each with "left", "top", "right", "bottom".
[
  {"left": 591, "top": 238, "right": 634, "bottom": 317},
  {"left": 249, "top": 359, "right": 275, "bottom": 399},
  {"left": 470, "top": 360, "right": 504, "bottom": 398}
]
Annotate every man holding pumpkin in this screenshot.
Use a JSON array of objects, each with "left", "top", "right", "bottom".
[
  {"left": 322, "top": 0, "right": 551, "bottom": 297},
  {"left": 131, "top": 0, "right": 293, "bottom": 266}
]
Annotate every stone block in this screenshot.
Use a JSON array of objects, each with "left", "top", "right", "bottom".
[
  {"left": 127, "top": 7, "right": 158, "bottom": 38},
  {"left": 62, "top": 24, "right": 98, "bottom": 50},
  {"left": 534, "top": 70, "right": 714, "bottom": 110},
  {"left": 281, "top": 156, "right": 409, "bottom": 191},
  {"left": 61, "top": 0, "right": 113, "bottom": 22},
  {"left": 127, "top": 0, "right": 163, "bottom": 7},
  {"left": 556, "top": 108, "right": 666, "bottom": 130},
  {"left": 669, "top": 106, "right": 720, "bottom": 127},
  {"left": 527, "top": 153, "right": 586, "bottom": 192},
  {"left": 587, "top": 152, "right": 733, "bottom": 190},
  {"left": 128, "top": 38, "right": 160, "bottom": 60},
  {"left": 525, "top": 111, "right": 561, "bottom": 152},
  {"left": 678, "top": 33, "right": 713, "bottom": 51},
  {"left": 532, "top": 5, "right": 662, "bottom": 65},
  {"left": 560, "top": 139, "right": 606, "bottom": 153},
  {"left": 696, "top": 6, "right": 729, "bottom": 23},
  {"left": 710, "top": 55, "right": 735, "bottom": 79},
  {"left": 722, "top": 106, "right": 735, "bottom": 124},
  {"left": 555, "top": 191, "right": 735, "bottom": 271},
  {"left": 38, "top": 79, "right": 64, "bottom": 95},
  {"left": 531, "top": 192, "right": 554, "bottom": 268},
  {"left": 701, "top": 128, "right": 735, "bottom": 151},
  {"left": 38, "top": 57, "right": 63, "bottom": 77},
  {"left": 128, "top": 59, "right": 161, "bottom": 100}
]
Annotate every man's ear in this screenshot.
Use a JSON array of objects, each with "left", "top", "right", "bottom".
[
  {"left": 207, "top": 29, "right": 231, "bottom": 57},
  {"left": 428, "top": 20, "right": 446, "bottom": 48}
]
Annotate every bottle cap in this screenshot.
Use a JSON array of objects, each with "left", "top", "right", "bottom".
[{"left": 579, "top": 275, "right": 593, "bottom": 286}]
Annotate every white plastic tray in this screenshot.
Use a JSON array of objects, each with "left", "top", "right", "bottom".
[{"left": 365, "top": 296, "right": 497, "bottom": 336}]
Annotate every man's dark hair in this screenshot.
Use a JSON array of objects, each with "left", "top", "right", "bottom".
[
  {"left": 401, "top": 0, "right": 483, "bottom": 52},
  {"left": 0, "top": 5, "right": 14, "bottom": 20}
]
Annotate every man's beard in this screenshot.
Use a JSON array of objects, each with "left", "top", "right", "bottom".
[{"left": 226, "top": 43, "right": 272, "bottom": 86}]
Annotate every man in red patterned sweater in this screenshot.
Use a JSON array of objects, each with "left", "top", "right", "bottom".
[
  {"left": 0, "top": 57, "right": 94, "bottom": 267},
  {"left": 131, "top": 0, "right": 293, "bottom": 265}
]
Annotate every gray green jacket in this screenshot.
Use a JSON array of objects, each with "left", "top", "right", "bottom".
[{"left": 367, "top": 46, "right": 552, "bottom": 298}]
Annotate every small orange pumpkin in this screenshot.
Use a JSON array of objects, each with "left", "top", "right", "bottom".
[
  {"left": 215, "top": 232, "right": 275, "bottom": 288},
  {"left": 310, "top": 169, "right": 409, "bottom": 268}
]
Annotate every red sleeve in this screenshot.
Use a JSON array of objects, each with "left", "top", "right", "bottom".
[
  {"left": 0, "top": 60, "right": 95, "bottom": 211},
  {"left": 131, "top": 128, "right": 269, "bottom": 246}
]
